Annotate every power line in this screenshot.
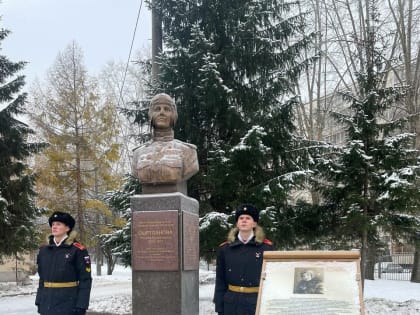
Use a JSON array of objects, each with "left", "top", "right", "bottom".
[{"left": 117, "top": 0, "right": 144, "bottom": 109}]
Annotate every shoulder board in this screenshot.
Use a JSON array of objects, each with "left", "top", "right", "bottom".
[
  {"left": 219, "top": 241, "right": 229, "bottom": 247},
  {"left": 73, "top": 242, "right": 86, "bottom": 250},
  {"left": 174, "top": 139, "right": 197, "bottom": 149},
  {"left": 133, "top": 141, "right": 152, "bottom": 151},
  {"left": 263, "top": 239, "right": 273, "bottom": 246}
]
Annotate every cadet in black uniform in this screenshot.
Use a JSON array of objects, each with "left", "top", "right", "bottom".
[
  {"left": 213, "top": 204, "right": 274, "bottom": 315},
  {"left": 35, "top": 211, "right": 92, "bottom": 315}
]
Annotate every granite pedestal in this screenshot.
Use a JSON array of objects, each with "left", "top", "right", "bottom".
[{"left": 131, "top": 192, "right": 199, "bottom": 315}]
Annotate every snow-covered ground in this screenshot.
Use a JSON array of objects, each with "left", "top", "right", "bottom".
[{"left": 0, "top": 264, "right": 419, "bottom": 314}]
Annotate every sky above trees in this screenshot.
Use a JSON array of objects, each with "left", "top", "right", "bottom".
[{"left": 1, "top": 0, "right": 151, "bottom": 87}]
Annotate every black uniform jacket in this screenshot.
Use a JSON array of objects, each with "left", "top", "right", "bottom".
[
  {"left": 35, "top": 232, "right": 92, "bottom": 315},
  {"left": 213, "top": 234, "right": 274, "bottom": 314}
]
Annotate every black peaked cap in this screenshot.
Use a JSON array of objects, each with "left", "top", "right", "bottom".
[
  {"left": 235, "top": 204, "right": 259, "bottom": 222},
  {"left": 48, "top": 211, "right": 75, "bottom": 229}
]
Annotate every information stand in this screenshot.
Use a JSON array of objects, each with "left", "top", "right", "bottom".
[{"left": 256, "top": 251, "right": 364, "bottom": 315}]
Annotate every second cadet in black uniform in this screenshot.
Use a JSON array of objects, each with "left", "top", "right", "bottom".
[
  {"left": 213, "top": 204, "right": 274, "bottom": 315},
  {"left": 35, "top": 211, "right": 92, "bottom": 315}
]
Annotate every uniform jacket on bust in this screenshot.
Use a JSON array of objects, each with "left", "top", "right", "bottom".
[
  {"left": 35, "top": 231, "right": 92, "bottom": 315},
  {"left": 213, "top": 226, "right": 274, "bottom": 315}
]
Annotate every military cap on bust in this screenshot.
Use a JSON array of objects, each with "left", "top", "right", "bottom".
[
  {"left": 150, "top": 93, "right": 176, "bottom": 108},
  {"left": 235, "top": 204, "right": 259, "bottom": 222},
  {"left": 48, "top": 211, "right": 75, "bottom": 229}
]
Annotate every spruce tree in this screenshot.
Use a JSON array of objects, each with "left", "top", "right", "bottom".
[
  {"left": 142, "top": 0, "right": 315, "bottom": 219},
  {"left": 199, "top": 211, "right": 231, "bottom": 264},
  {"left": 99, "top": 174, "right": 142, "bottom": 267},
  {"left": 0, "top": 28, "right": 45, "bottom": 258},
  {"left": 314, "top": 2, "right": 420, "bottom": 283}
]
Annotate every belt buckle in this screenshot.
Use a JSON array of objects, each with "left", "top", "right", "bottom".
[{"left": 240, "top": 286, "right": 244, "bottom": 292}]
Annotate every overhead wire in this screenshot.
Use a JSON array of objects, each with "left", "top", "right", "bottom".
[
  {"left": 117, "top": 0, "right": 144, "bottom": 109},
  {"left": 114, "top": 0, "right": 145, "bottom": 173}
]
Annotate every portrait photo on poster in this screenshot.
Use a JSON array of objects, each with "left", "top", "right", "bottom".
[{"left": 293, "top": 267, "right": 324, "bottom": 294}]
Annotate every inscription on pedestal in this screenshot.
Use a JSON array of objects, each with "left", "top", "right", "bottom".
[
  {"left": 182, "top": 212, "right": 199, "bottom": 270},
  {"left": 132, "top": 210, "right": 179, "bottom": 271}
]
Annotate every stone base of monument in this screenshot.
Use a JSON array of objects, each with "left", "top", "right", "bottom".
[{"left": 131, "top": 192, "right": 199, "bottom": 315}]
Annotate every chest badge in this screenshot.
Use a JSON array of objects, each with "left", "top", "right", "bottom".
[
  {"left": 65, "top": 253, "right": 71, "bottom": 259},
  {"left": 84, "top": 256, "right": 91, "bottom": 264},
  {"left": 256, "top": 252, "right": 261, "bottom": 258}
]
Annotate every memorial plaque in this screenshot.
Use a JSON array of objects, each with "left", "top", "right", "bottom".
[
  {"left": 256, "top": 251, "right": 364, "bottom": 315},
  {"left": 132, "top": 210, "right": 179, "bottom": 271},
  {"left": 182, "top": 212, "right": 199, "bottom": 270}
]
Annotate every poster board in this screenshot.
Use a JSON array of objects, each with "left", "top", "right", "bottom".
[{"left": 256, "top": 251, "right": 364, "bottom": 315}]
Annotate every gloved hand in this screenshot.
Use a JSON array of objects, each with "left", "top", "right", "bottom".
[{"left": 72, "top": 308, "right": 86, "bottom": 315}]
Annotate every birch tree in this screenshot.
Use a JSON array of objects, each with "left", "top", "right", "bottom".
[{"left": 387, "top": 0, "right": 420, "bottom": 283}]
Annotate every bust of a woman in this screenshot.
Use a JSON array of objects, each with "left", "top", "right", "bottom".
[{"left": 132, "top": 93, "right": 199, "bottom": 194}]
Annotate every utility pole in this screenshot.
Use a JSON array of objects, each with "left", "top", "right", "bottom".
[{"left": 151, "top": 0, "right": 162, "bottom": 81}]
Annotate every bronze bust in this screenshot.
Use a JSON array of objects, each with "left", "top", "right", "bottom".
[{"left": 132, "top": 93, "right": 199, "bottom": 194}]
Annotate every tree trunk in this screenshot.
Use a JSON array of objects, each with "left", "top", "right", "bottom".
[
  {"left": 106, "top": 254, "right": 115, "bottom": 275},
  {"left": 96, "top": 243, "right": 102, "bottom": 276},
  {"left": 15, "top": 253, "right": 18, "bottom": 284},
  {"left": 411, "top": 239, "right": 420, "bottom": 283},
  {"left": 364, "top": 240, "right": 376, "bottom": 280},
  {"left": 360, "top": 229, "right": 367, "bottom": 289}
]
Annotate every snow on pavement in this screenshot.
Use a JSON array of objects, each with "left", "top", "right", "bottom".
[{"left": 0, "top": 265, "right": 419, "bottom": 314}]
